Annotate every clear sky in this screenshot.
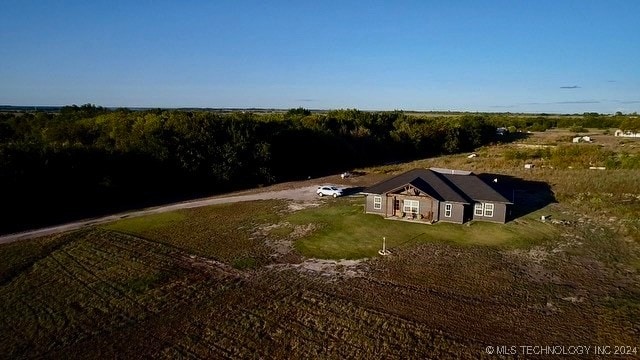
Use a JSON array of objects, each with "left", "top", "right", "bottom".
[{"left": 1, "top": 0, "right": 639, "bottom": 114}]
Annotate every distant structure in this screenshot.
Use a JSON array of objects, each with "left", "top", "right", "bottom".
[
  {"left": 614, "top": 129, "right": 640, "bottom": 138},
  {"left": 572, "top": 136, "right": 592, "bottom": 143}
]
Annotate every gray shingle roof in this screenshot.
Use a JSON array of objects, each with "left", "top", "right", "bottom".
[
  {"left": 363, "top": 168, "right": 469, "bottom": 203},
  {"left": 438, "top": 171, "right": 512, "bottom": 203},
  {"left": 363, "top": 168, "right": 512, "bottom": 204}
]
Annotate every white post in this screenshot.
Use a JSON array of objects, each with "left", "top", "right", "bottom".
[{"left": 379, "top": 236, "right": 390, "bottom": 256}]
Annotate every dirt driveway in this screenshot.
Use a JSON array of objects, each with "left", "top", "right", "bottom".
[
  {"left": 0, "top": 169, "right": 386, "bottom": 245},
  {"left": 0, "top": 185, "right": 324, "bottom": 245}
]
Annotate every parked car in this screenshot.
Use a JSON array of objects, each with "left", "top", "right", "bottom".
[{"left": 317, "top": 185, "right": 343, "bottom": 198}]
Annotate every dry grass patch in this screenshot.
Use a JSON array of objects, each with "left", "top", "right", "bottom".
[{"left": 104, "top": 200, "right": 287, "bottom": 266}]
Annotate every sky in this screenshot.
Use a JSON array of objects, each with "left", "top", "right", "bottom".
[{"left": 1, "top": 0, "right": 639, "bottom": 114}]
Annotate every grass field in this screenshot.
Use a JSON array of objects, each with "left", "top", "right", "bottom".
[
  {"left": 104, "top": 200, "right": 285, "bottom": 268},
  {"left": 287, "top": 197, "right": 557, "bottom": 259},
  {"left": 1, "top": 130, "right": 639, "bottom": 358}
]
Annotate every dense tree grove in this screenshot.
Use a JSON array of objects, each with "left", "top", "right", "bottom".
[{"left": 0, "top": 105, "right": 633, "bottom": 233}]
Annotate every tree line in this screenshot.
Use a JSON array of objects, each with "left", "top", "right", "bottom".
[{"left": 0, "top": 105, "right": 635, "bottom": 233}]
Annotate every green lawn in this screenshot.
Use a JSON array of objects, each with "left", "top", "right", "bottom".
[
  {"left": 101, "top": 196, "right": 557, "bottom": 261},
  {"left": 287, "top": 197, "right": 558, "bottom": 259}
]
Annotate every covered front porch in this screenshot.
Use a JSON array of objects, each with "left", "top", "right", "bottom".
[{"left": 383, "top": 193, "right": 437, "bottom": 223}]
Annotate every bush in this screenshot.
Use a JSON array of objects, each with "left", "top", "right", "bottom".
[
  {"left": 529, "top": 123, "right": 548, "bottom": 132},
  {"left": 569, "top": 125, "right": 587, "bottom": 133}
]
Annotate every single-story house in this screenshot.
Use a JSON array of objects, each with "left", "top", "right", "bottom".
[
  {"left": 363, "top": 168, "right": 513, "bottom": 224},
  {"left": 614, "top": 129, "right": 640, "bottom": 138}
]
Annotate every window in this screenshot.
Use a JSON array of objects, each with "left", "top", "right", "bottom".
[
  {"left": 403, "top": 200, "right": 419, "bottom": 214},
  {"left": 373, "top": 196, "right": 382, "bottom": 210},
  {"left": 474, "top": 203, "right": 495, "bottom": 217},
  {"left": 484, "top": 203, "right": 494, "bottom": 217},
  {"left": 444, "top": 203, "right": 452, "bottom": 217}
]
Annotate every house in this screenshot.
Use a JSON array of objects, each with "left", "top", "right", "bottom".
[
  {"left": 614, "top": 129, "right": 640, "bottom": 137},
  {"left": 362, "top": 168, "right": 512, "bottom": 224}
]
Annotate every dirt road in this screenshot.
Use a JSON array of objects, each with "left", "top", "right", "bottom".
[{"left": 0, "top": 185, "right": 322, "bottom": 245}]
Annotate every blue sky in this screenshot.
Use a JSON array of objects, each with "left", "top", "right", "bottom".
[{"left": 1, "top": 1, "right": 639, "bottom": 113}]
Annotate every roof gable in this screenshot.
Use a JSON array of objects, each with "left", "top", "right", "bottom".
[
  {"left": 385, "top": 179, "right": 439, "bottom": 199},
  {"left": 363, "top": 168, "right": 469, "bottom": 204}
]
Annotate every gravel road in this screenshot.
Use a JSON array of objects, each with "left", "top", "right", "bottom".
[{"left": 0, "top": 185, "right": 322, "bottom": 244}]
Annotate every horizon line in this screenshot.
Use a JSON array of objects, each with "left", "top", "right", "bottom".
[{"left": 0, "top": 104, "right": 630, "bottom": 116}]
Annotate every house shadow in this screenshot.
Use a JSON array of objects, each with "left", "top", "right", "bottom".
[
  {"left": 342, "top": 186, "right": 366, "bottom": 196},
  {"left": 476, "top": 173, "right": 556, "bottom": 221}
]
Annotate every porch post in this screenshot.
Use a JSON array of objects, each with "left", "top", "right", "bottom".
[{"left": 384, "top": 194, "right": 388, "bottom": 218}]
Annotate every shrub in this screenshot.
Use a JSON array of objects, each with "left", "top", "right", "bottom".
[{"left": 569, "top": 125, "right": 587, "bottom": 133}]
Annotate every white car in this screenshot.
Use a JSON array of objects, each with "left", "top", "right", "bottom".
[{"left": 317, "top": 185, "right": 343, "bottom": 198}]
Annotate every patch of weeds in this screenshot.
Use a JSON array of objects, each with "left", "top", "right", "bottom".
[
  {"left": 602, "top": 290, "right": 640, "bottom": 327},
  {"left": 104, "top": 211, "right": 187, "bottom": 234},
  {"left": 269, "top": 225, "right": 294, "bottom": 238},
  {"left": 233, "top": 257, "right": 258, "bottom": 270}
]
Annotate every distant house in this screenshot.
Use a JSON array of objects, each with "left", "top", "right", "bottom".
[
  {"left": 363, "top": 168, "right": 512, "bottom": 224},
  {"left": 614, "top": 129, "right": 640, "bottom": 137}
]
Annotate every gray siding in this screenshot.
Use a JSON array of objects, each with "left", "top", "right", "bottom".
[
  {"left": 438, "top": 202, "right": 465, "bottom": 224},
  {"left": 366, "top": 194, "right": 509, "bottom": 225},
  {"left": 471, "top": 202, "right": 508, "bottom": 223},
  {"left": 365, "top": 194, "right": 387, "bottom": 215}
]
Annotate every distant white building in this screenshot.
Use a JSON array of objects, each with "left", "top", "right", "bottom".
[
  {"left": 614, "top": 129, "right": 640, "bottom": 137},
  {"left": 572, "top": 136, "right": 592, "bottom": 143}
]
